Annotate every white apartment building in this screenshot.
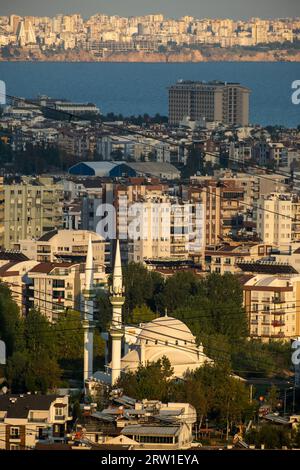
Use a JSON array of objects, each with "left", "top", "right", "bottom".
[
  {"left": 244, "top": 274, "right": 300, "bottom": 340},
  {"left": 27, "top": 262, "right": 82, "bottom": 321},
  {"left": 16, "top": 229, "right": 106, "bottom": 267},
  {"left": 127, "top": 197, "right": 203, "bottom": 262},
  {"left": 257, "top": 193, "right": 292, "bottom": 247}
]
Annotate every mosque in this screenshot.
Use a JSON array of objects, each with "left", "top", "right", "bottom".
[{"left": 83, "top": 238, "right": 212, "bottom": 389}]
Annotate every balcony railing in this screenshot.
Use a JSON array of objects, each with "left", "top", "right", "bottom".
[
  {"left": 273, "top": 310, "right": 285, "bottom": 316},
  {"left": 271, "top": 332, "right": 285, "bottom": 338},
  {"left": 272, "top": 297, "right": 283, "bottom": 304},
  {"left": 54, "top": 415, "right": 65, "bottom": 421},
  {"left": 272, "top": 320, "right": 285, "bottom": 327},
  {"left": 28, "top": 418, "right": 48, "bottom": 423}
]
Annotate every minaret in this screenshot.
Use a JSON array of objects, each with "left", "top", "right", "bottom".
[
  {"left": 110, "top": 240, "right": 125, "bottom": 386},
  {"left": 83, "top": 234, "right": 95, "bottom": 389}
]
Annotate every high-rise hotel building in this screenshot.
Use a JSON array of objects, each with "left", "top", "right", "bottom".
[{"left": 168, "top": 80, "right": 250, "bottom": 126}]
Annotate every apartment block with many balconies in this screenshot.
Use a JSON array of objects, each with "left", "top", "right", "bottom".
[
  {"left": 243, "top": 274, "right": 300, "bottom": 340},
  {"left": 3, "top": 176, "right": 64, "bottom": 250}
]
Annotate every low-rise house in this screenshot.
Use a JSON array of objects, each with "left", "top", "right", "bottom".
[
  {"left": 0, "top": 393, "right": 71, "bottom": 450},
  {"left": 204, "top": 243, "right": 273, "bottom": 274},
  {"left": 16, "top": 229, "right": 106, "bottom": 267},
  {"left": 75, "top": 396, "right": 196, "bottom": 450}
]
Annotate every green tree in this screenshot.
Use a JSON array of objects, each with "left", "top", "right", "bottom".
[
  {"left": 129, "top": 304, "right": 157, "bottom": 324},
  {"left": 117, "top": 357, "right": 174, "bottom": 402},
  {"left": 5, "top": 309, "right": 61, "bottom": 393},
  {"left": 24, "top": 352, "right": 62, "bottom": 393},
  {"left": 95, "top": 291, "right": 112, "bottom": 331},
  {"left": 177, "top": 364, "right": 256, "bottom": 431},
  {"left": 266, "top": 385, "right": 280, "bottom": 411},
  {"left": 53, "top": 309, "right": 105, "bottom": 360},
  {"left": 203, "top": 273, "right": 248, "bottom": 339},
  {"left": 6, "top": 350, "right": 30, "bottom": 393},
  {"left": 6, "top": 349, "right": 61, "bottom": 394},
  {"left": 24, "top": 309, "right": 56, "bottom": 357},
  {"left": 246, "top": 424, "right": 291, "bottom": 449},
  {"left": 53, "top": 309, "right": 104, "bottom": 379},
  {"left": 0, "top": 285, "right": 23, "bottom": 356},
  {"left": 157, "top": 271, "right": 200, "bottom": 313},
  {"left": 123, "top": 262, "right": 164, "bottom": 318}
]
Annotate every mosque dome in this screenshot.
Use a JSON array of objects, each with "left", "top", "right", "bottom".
[
  {"left": 137, "top": 316, "right": 196, "bottom": 347},
  {"left": 119, "top": 315, "right": 212, "bottom": 378}
]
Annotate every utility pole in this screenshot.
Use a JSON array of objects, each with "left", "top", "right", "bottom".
[
  {"left": 226, "top": 399, "right": 230, "bottom": 441},
  {"left": 284, "top": 389, "right": 287, "bottom": 416},
  {"left": 293, "top": 385, "right": 296, "bottom": 414},
  {"left": 83, "top": 235, "right": 95, "bottom": 393}
]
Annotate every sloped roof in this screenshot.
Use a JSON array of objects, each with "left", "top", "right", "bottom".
[
  {"left": 0, "top": 261, "right": 20, "bottom": 277},
  {"left": 38, "top": 229, "right": 58, "bottom": 241},
  {"left": 0, "top": 251, "right": 29, "bottom": 262},
  {"left": 122, "top": 425, "right": 180, "bottom": 436},
  {"left": 29, "top": 262, "right": 79, "bottom": 274},
  {"left": 0, "top": 394, "right": 61, "bottom": 418}
]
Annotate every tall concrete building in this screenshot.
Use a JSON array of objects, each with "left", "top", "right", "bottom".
[
  {"left": 243, "top": 274, "right": 300, "bottom": 340},
  {"left": 257, "top": 193, "right": 292, "bottom": 247},
  {"left": 168, "top": 80, "right": 250, "bottom": 126},
  {"left": 4, "top": 177, "right": 64, "bottom": 249}
]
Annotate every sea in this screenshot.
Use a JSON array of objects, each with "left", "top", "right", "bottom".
[{"left": 0, "top": 61, "right": 299, "bottom": 127}]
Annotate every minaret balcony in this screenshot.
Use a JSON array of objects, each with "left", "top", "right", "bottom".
[
  {"left": 82, "top": 289, "right": 96, "bottom": 299},
  {"left": 110, "top": 295, "right": 125, "bottom": 305}
]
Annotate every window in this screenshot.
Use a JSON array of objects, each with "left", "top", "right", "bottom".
[
  {"left": 53, "top": 280, "right": 65, "bottom": 288},
  {"left": 10, "top": 444, "right": 20, "bottom": 450},
  {"left": 10, "top": 427, "right": 20, "bottom": 439}
]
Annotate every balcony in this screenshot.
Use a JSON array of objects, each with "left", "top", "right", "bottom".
[
  {"left": 28, "top": 417, "right": 48, "bottom": 423},
  {"left": 37, "top": 248, "right": 51, "bottom": 254},
  {"left": 54, "top": 415, "right": 65, "bottom": 421},
  {"left": 272, "top": 297, "right": 283, "bottom": 304},
  {"left": 272, "top": 320, "right": 285, "bottom": 327},
  {"left": 271, "top": 332, "right": 285, "bottom": 338},
  {"left": 273, "top": 310, "right": 285, "bottom": 316}
]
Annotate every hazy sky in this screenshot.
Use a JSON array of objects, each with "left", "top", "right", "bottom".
[{"left": 1, "top": 0, "right": 299, "bottom": 20}]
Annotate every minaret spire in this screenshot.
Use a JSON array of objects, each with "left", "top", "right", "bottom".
[
  {"left": 112, "top": 238, "right": 123, "bottom": 295},
  {"left": 85, "top": 233, "right": 94, "bottom": 290},
  {"left": 83, "top": 234, "right": 95, "bottom": 390},
  {"left": 110, "top": 239, "right": 125, "bottom": 386}
]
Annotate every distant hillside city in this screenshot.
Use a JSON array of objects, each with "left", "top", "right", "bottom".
[{"left": 0, "top": 14, "right": 300, "bottom": 61}]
